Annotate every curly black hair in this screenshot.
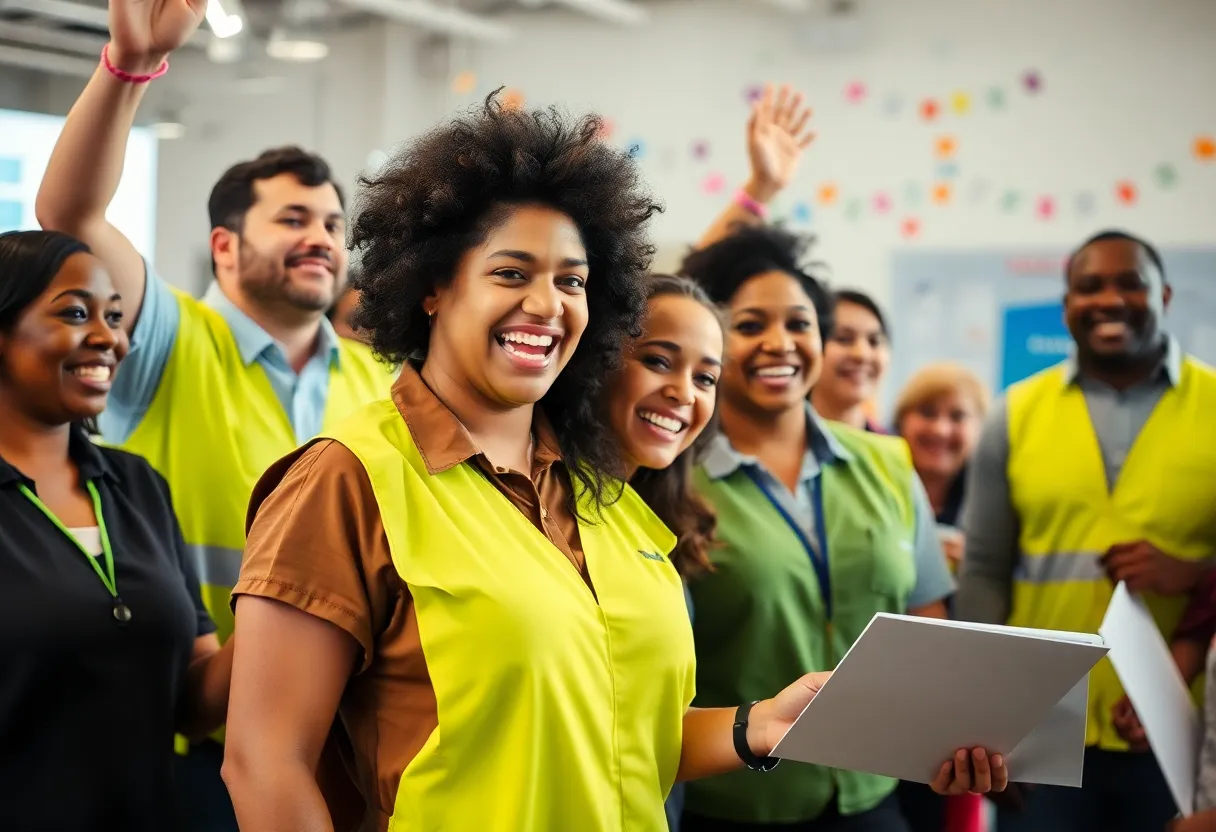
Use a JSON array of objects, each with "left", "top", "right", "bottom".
[
  {"left": 349, "top": 90, "right": 661, "bottom": 515},
  {"left": 680, "top": 223, "right": 831, "bottom": 330}
]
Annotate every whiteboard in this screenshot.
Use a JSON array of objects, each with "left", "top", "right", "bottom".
[
  {"left": 883, "top": 247, "right": 1216, "bottom": 422},
  {"left": 0, "top": 107, "right": 158, "bottom": 261}
]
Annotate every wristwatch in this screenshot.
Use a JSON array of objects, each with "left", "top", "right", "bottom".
[{"left": 733, "top": 701, "right": 780, "bottom": 772}]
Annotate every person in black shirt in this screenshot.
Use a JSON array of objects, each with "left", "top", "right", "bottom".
[{"left": 0, "top": 230, "right": 232, "bottom": 831}]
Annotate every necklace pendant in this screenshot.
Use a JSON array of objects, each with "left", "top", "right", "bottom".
[{"left": 112, "top": 601, "right": 132, "bottom": 624}]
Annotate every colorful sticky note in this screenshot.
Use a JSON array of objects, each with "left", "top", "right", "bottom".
[
  {"left": 1000, "top": 190, "right": 1021, "bottom": 212},
  {"left": 1022, "top": 70, "right": 1042, "bottom": 93},
  {"left": 872, "top": 192, "right": 892, "bottom": 214},
  {"left": 987, "top": 87, "right": 1006, "bottom": 110},
  {"left": 701, "top": 172, "right": 726, "bottom": 195},
  {"left": 843, "top": 197, "right": 863, "bottom": 220},
  {"left": 744, "top": 85, "right": 764, "bottom": 104},
  {"left": 1154, "top": 162, "right": 1178, "bottom": 188},
  {"left": 451, "top": 71, "right": 476, "bottom": 95},
  {"left": 844, "top": 81, "right": 867, "bottom": 104},
  {"left": 881, "top": 93, "right": 903, "bottom": 117},
  {"left": 1194, "top": 136, "right": 1215, "bottom": 161},
  {"left": 817, "top": 184, "right": 838, "bottom": 206},
  {"left": 0, "top": 200, "right": 22, "bottom": 232},
  {"left": 1035, "top": 195, "right": 1056, "bottom": 220},
  {"left": 596, "top": 118, "right": 616, "bottom": 140},
  {"left": 0, "top": 157, "right": 21, "bottom": 185},
  {"left": 1074, "top": 191, "right": 1096, "bottom": 216},
  {"left": 920, "top": 99, "right": 940, "bottom": 121},
  {"left": 1115, "top": 180, "right": 1138, "bottom": 205},
  {"left": 950, "top": 91, "right": 971, "bottom": 114},
  {"left": 931, "top": 183, "right": 952, "bottom": 205},
  {"left": 626, "top": 139, "right": 646, "bottom": 159},
  {"left": 936, "top": 162, "right": 959, "bottom": 179},
  {"left": 501, "top": 88, "right": 525, "bottom": 110},
  {"left": 934, "top": 135, "right": 957, "bottom": 159},
  {"left": 900, "top": 217, "right": 921, "bottom": 238},
  {"left": 691, "top": 140, "right": 710, "bottom": 161},
  {"left": 792, "top": 202, "right": 812, "bottom": 223}
]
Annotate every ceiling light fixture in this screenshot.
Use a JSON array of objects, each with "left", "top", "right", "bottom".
[
  {"left": 336, "top": 0, "right": 512, "bottom": 42},
  {"left": 549, "top": 0, "right": 648, "bottom": 25},
  {"left": 205, "top": 0, "right": 244, "bottom": 38},
  {"left": 266, "top": 26, "right": 330, "bottom": 62}
]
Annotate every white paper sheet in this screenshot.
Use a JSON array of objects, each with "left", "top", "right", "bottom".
[
  {"left": 1100, "top": 581, "right": 1201, "bottom": 816},
  {"left": 770, "top": 613, "right": 1108, "bottom": 785}
]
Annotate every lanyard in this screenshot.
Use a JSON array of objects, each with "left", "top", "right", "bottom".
[
  {"left": 742, "top": 468, "right": 832, "bottom": 621},
  {"left": 18, "top": 480, "right": 132, "bottom": 624}
]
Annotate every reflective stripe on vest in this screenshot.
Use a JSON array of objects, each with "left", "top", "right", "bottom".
[
  {"left": 117, "top": 289, "right": 393, "bottom": 647},
  {"left": 1006, "top": 357, "right": 1216, "bottom": 750},
  {"left": 321, "top": 395, "right": 695, "bottom": 831}
]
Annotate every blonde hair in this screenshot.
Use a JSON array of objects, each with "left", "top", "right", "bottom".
[{"left": 894, "top": 362, "right": 991, "bottom": 431}]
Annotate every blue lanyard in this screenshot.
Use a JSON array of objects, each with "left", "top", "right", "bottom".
[{"left": 742, "top": 468, "right": 832, "bottom": 621}]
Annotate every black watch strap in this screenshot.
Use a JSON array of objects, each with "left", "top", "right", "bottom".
[{"left": 733, "top": 701, "right": 780, "bottom": 772}]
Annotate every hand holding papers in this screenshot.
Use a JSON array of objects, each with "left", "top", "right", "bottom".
[{"left": 770, "top": 613, "right": 1108, "bottom": 787}]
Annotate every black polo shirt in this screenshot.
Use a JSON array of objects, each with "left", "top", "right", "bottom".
[{"left": 0, "top": 428, "right": 214, "bottom": 831}]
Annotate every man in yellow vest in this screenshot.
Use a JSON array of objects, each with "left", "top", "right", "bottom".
[
  {"left": 957, "top": 229, "right": 1216, "bottom": 831},
  {"left": 34, "top": 1, "right": 391, "bottom": 829}
]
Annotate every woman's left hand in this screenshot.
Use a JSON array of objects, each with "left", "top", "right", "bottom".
[
  {"left": 749, "top": 671, "right": 833, "bottom": 756},
  {"left": 929, "top": 748, "right": 1009, "bottom": 795}
]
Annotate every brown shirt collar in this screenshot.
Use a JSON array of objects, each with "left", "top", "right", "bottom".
[{"left": 391, "top": 363, "right": 563, "bottom": 475}]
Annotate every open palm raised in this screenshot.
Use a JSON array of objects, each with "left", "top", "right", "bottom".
[{"left": 107, "top": 0, "right": 208, "bottom": 72}]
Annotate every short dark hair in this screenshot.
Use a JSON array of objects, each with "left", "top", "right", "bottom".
[
  {"left": 829, "top": 289, "right": 889, "bottom": 340},
  {"left": 1066, "top": 229, "right": 1166, "bottom": 284},
  {"left": 0, "top": 230, "right": 90, "bottom": 331},
  {"left": 679, "top": 223, "right": 831, "bottom": 329},
  {"left": 207, "top": 145, "right": 344, "bottom": 233},
  {"left": 349, "top": 90, "right": 662, "bottom": 515},
  {"left": 626, "top": 274, "right": 721, "bottom": 577}
]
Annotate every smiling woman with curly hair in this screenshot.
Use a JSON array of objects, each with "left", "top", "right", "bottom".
[{"left": 221, "top": 93, "right": 835, "bottom": 832}]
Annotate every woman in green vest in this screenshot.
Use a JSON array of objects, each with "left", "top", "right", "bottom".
[
  {"left": 679, "top": 224, "right": 1007, "bottom": 831},
  {"left": 223, "top": 95, "right": 950, "bottom": 832}
]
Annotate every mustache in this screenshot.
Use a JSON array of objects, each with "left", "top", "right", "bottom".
[{"left": 285, "top": 249, "right": 333, "bottom": 268}]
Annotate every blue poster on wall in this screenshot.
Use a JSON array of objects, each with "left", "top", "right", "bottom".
[
  {"left": 884, "top": 247, "right": 1216, "bottom": 422},
  {"left": 1000, "top": 301, "right": 1071, "bottom": 387}
]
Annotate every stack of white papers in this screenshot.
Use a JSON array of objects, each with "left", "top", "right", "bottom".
[{"left": 770, "top": 613, "right": 1108, "bottom": 786}]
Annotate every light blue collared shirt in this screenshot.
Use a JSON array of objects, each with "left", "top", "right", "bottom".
[
  {"left": 700, "top": 405, "right": 955, "bottom": 610},
  {"left": 98, "top": 263, "right": 342, "bottom": 446}
]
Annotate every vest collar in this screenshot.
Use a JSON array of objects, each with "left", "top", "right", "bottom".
[
  {"left": 391, "top": 362, "right": 563, "bottom": 476},
  {"left": 202, "top": 281, "right": 342, "bottom": 370},
  {"left": 1062, "top": 334, "right": 1182, "bottom": 388},
  {"left": 0, "top": 426, "right": 119, "bottom": 489},
  {"left": 701, "top": 403, "right": 852, "bottom": 481}
]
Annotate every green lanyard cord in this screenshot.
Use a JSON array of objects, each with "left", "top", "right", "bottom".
[{"left": 18, "top": 480, "right": 118, "bottom": 598}]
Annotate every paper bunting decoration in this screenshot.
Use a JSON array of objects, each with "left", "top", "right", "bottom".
[
  {"left": 817, "top": 184, "right": 839, "bottom": 206},
  {"left": 987, "top": 87, "right": 1006, "bottom": 110},
  {"left": 936, "top": 162, "right": 959, "bottom": 179},
  {"left": 1194, "top": 136, "right": 1215, "bottom": 161},
  {"left": 950, "top": 91, "right": 971, "bottom": 114},
  {"left": 843, "top": 197, "right": 863, "bottom": 220},
  {"left": 501, "top": 89, "right": 525, "bottom": 110},
  {"left": 920, "top": 99, "right": 941, "bottom": 121},
  {"left": 1154, "top": 163, "right": 1178, "bottom": 188},
  {"left": 967, "top": 179, "right": 991, "bottom": 205},
  {"left": 792, "top": 202, "right": 812, "bottom": 223},
  {"left": 626, "top": 139, "right": 646, "bottom": 159},
  {"left": 451, "top": 71, "right": 477, "bottom": 95},
  {"left": 744, "top": 85, "right": 764, "bottom": 104},
  {"left": 931, "top": 183, "right": 952, "bottom": 205},
  {"left": 872, "top": 192, "right": 892, "bottom": 214},
  {"left": 1000, "top": 190, "right": 1021, "bottom": 212},
  {"left": 701, "top": 172, "right": 726, "bottom": 195},
  {"left": 691, "top": 140, "right": 710, "bottom": 161},
  {"left": 1022, "top": 70, "right": 1042, "bottom": 93},
  {"left": 1115, "top": 180, "right": 1138, "bottom": 205},
  {"left": 844, "top": 81, "right": 867, "bottom": 104},
  {"left": 1074, "top": 192, "right": 1096, "bottom": 216},
  {"left": 1035, "top": 196, "right": 1056, "bottom": 220},
  {"left": 934, "top": 136, "right": 958, "bottom": 159},
  {"left": 900, "top": 217, "right": 921, "bottom": 238},
  {"left": 881, "top": 93, "right": 903, "bottom": 117},
  {"left": 597, "top": 119, "right": 616, "bottom": 140}
]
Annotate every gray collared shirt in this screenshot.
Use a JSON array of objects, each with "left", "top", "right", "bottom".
[
  {"left": 955, "top": 337, "right": 1183, "bottom": 625},
  {"left": 701, "top": 405, "right": 955, "bottom": 610}
]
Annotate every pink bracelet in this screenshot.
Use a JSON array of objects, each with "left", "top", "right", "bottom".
[
  {"left": 101, "top": 44, "right": 169, "bottom": 84},
  {"left": 733, "top": 188, "right": 770, "bottom": 219}
]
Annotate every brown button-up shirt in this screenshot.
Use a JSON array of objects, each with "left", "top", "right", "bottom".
[{"left": 233, "top": 364, "right": 584, "bottom": 832}]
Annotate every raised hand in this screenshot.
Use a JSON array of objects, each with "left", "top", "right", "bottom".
[
  {"left": 930, "top": 747, "right": 1008, "bottom": 796},
  {"left": 107, "top": 0, "right": 208, "bottom": 73},
  {"left": 745, "top": 83, "right": 816, "bottom": 202}
]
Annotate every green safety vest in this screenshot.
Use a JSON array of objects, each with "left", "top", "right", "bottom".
[
  {"left": 686, "top": 423, "right": 918, "bottom": 823},
  {"left": 321, "top": 398, "right": 696, "bottom": 830}
]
